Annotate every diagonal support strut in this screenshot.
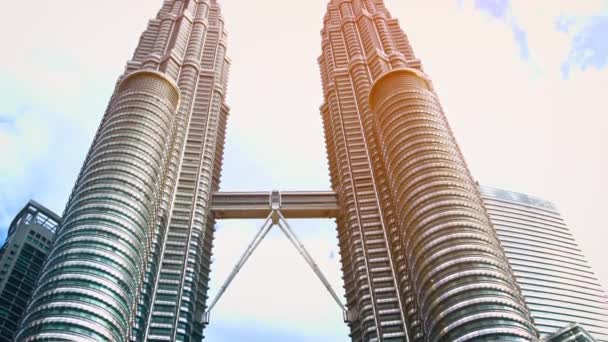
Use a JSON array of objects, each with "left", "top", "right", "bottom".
[
  {"left": 203, "top": 210, "right": 350, "bottom": 325},
  {"left": 275, "top": 211, "right": 346, "bottom": 312},
  {"left": 203, "top": 213, "right": 274, "bottom": 323}
]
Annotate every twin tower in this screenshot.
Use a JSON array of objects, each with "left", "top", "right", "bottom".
[{"left": 16, "top": 1, "right": 539, "bottom": 341}]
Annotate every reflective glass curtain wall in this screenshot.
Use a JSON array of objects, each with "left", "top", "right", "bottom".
[
  {"left": 480, "top": 186, "right": 608, "bottom": 341},
  {"left": 0, "top": 201, "right": 59, "bottom": 342}
]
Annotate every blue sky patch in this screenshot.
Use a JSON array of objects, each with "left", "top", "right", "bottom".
[
  {"left": 511, "top": 23, "right": 531, "bottom": 59},
  {"left": 469, "top": 0, "right": 530, "bottom": 60},
  {"left": 556, "top": 16, "right": 576, "bottom": 33},
  {"left": 0, "top": 114, "right": 16, "bottom": 126},
  {"left": 566, "top": 16, "right": 608, "bottom": 72},
  {"left": 474, "top": 0, "right": 510, "bottom": 19}
]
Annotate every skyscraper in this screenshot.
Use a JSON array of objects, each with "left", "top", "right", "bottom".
[
  {"left": 480, "top": 186, "right": 608, "bottom": 341},
  {"left": 319, "top": 1, "right": 537, "bottom": 340},
  {"left": 14, "top": 0, "right": 607, "bottom": 341},
  {"left": 0, "top": 201, "right": 59, "bottom": 342},
  {"left": 16, "top": 1, "right": 229, "bottom": 341}
]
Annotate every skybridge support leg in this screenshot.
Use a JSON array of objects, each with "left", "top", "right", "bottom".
[
  {"left": 203, "top": 210, "right": 353, "bottom": 325},
  {"left": 275, "top": 211, "right": 351, "bottom": 323},
  {"left": 203, "top": 213, "right": 274, "bottom": 324},
  {"left": 275, "top": 212, "right": 344, "bottom": 310}
]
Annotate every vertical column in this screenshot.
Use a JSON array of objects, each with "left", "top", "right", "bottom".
[
  {"left": 145, "top": 2, "right": 230, "bottom": 341},
  {"left": 369, "top": 68, "right": 537, "bottom": 341},
  {"left": 320, "top": 2, "right": 409, "bottom": 341},
  {"left": 143, "top": 1, "right": 181, "bottom": 70}
]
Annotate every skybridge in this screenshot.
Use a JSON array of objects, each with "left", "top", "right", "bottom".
[{"left": 204, "top": 190, "right": 356, "bottom": 325}]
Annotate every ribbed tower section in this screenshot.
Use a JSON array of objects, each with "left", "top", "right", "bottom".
[
  {"left": 319, "top": 1, "right": 538, "bottom": 341},
  {"left": 16, "top": 1, "right": 229, "bottom": 342},
  {"left": 319, "top": 1, "right": 412, "bottom": 340}
]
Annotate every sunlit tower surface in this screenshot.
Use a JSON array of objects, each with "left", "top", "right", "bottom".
[{"left": 318, "top": 0, "right": 537, "bottom": 340}]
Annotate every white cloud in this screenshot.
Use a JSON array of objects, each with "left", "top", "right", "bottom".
[{"left": 1, "top": 111, "right": 49, "bottom": 179}]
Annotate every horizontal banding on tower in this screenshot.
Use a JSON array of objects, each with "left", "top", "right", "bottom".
[
  {"left": 16, "top": 71, "right": 180, "bottom": 342},
  {"left": 369, "top": 69, "right": 538, "bottom": 341},
  {"left": 119, "top": 70, "right": 181, "bottom": 108}
]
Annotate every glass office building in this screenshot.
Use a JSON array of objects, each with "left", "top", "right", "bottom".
[
  {"left": 545, "top": 323, "right": 598, "bottom": 341},
  {"left": 480, "top": 186, "right": 608, "bottom": 341},
  {"left": 0, "top": 201, "right": 60, "bottom": 342}
]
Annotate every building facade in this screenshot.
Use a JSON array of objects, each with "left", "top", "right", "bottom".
[
  {"left": 480, "top": 186, "right": 608, "bottom": 341},
  {"left": 0, "top": 201, "right": 60, "bottom": 342},
  {"left": 16, "top": 1, "right": 229, "bottom": 341},
  {"left": 545, "top": 324, "right": 598, "bottom": 342},
  {"left": 318, "top": 1, "right": 537, "bottom": 341}
]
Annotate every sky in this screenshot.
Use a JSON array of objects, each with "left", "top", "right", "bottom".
[{"left": 0, "top": 0, "right": 607, "bottom": 340}]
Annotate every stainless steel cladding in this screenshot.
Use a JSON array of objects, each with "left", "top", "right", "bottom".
[{"left": 16, "top": 1, "right": 230, "bottom": 341}]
